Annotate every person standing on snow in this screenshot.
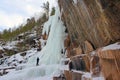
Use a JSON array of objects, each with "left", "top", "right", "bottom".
[{"left": 36, "top": 57, "right": 39, "bottom": 66}]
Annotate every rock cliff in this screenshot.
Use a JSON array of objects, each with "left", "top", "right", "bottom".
[
  {"left": 58, "top": 0, "right": 120, "bottom": 50},
  {"left": 58, "top": 0, "right": 120, "bottom": 80}
]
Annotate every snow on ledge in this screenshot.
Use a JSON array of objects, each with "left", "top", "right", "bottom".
[
  {"left": 72, "top": 70, "right": 86, "bottom": 74},
  {"left": 72, "top": 70, "right": 105, "bottom": 80},
  {"left": 92, "top": 77, "right": 105, "bottom": 80},
  {"left": 102, "top": 42, "right": 120, "bottom": 51}
]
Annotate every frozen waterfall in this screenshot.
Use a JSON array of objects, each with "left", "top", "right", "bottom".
[{"left": 0, "top": 6, "right": 66, "bottom": 80}]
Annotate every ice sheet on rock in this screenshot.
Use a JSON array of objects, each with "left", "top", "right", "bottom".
[
  {"left": 38, "top": 7, "right": 65, "bottom": 65},
  {"left": 39, "top": 38, "right": 46, "bottom": 48},
  {"left": 42, "top": 16, "right": 53, "bottom": 35},
  {"left": 27, "top": 6, "right": 66, "bottom": 75}
]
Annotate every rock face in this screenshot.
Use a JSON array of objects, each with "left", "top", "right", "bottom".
[
  {"left": 70, "top": 55, "right": 90, "bottom": 72},
  {"left": 84, "top": 40, "right": 94, "bottom": 54},
  {"left": 59, "top": 0, "right": 120, "bottom": 79},
  {"left": 97, "top": 42, "right": 120, "bottom": 80},
  {"left": 0, "top": 49, "right": 4, "bottom": 58},
  {"left": 58, "top": 0, "right": 120, "bottom": 50}
]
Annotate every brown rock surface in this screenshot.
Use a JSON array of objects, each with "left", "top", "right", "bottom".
[
  {"left": 84, "top": 40, "right": 94, "bottom": 54},
  {"left": 72, "top": 71, "right": 82, "bottom": 80},
  {"left": 74, "top": 47, "right": 82, "bottom": 55},
  {"left": 97, "top": 43, "right": 120, "bottom": 80},
  {"left": 66, "top": 46, "right": 82, "bottom": 58},
  {"left": 58, "top": 0, "right": 120, "bottom": 79},
  {"left": 64, "top": 70, "right": 72, "bottom": 80},
  {"left": 66, "top": 46, "right": 76, "bottom": 58},
  {"left": 70, "top": 55, "right": 90, "bottom": 72},
  {"left": 58, "top": 0, "right": 120, "bottom": 50},
  {"left": 64, "top": 34, "right": 70, "bottom": 48},
  {"left": 64, "top": 70, "right": 83, "bottom": 80}
]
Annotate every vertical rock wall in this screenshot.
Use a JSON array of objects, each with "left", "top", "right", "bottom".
[{"left": 58, "top": 0, "right": 120, "bottom": 50}]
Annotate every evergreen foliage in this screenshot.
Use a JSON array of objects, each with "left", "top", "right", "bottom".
[
  {"left": 0, "top": 13, "right": 47, "bottom": 41},
  {"left": 50, "top": 7, "right": 55, "bottom": 16}
]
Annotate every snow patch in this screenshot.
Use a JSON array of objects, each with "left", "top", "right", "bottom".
[
  {"left": 3, "top": 41, "right": 19, "bottom": 50},
  {"left": 73, "top": 0, "right": 78, "bottom": 4},
  {"left": 90, "top": 51, "right": 96, "bottom": 56},
  {"left": 81, "top": 72, "right": 91, "bottom": 80},
  {"left": 0, "top": 46, "right": 3, "bottom": 50},
  {"left": 102, "top": 42, "right": 120, "bottom": 51},
  {"left": 92, "top": 77, "right": 105, "bottom": 80}
]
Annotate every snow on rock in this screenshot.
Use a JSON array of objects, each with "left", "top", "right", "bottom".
[
  {"left": 8, "top": 54, "right": 23, "bottom": 63},
  {"left": 0, "top": 49, "right": 37, "bottom": 69},
  {"left": 92, "top": 77, "right": 105, "bottom": 80},
  {"left": 3, "top": 41, "right": 19, "bottom": 50},
  {"left": 25, "top": 48, "right": 37, "bottom": 58},
  {"left": 72, "top": 70, "right": 86, "bottom": 74},
  {"left": 39, "top": 38, "right": 47, "bottom": 48},
  {"left": 0, "top": 46, "right": 3, "bottom": 50},
  {"left": 102, "top": 42, "right": 120, "bottom": 51},
  {"left": 15, "top": 54, "right": 24, "bottom": 62},
  {"left": 73, "top": 0, "right": 78, "bottom": 4},
  {"left": 59, "top": 65, "right": 69, "bottom": 71},
  {"left": 81, "top": 72, "right": 91, "bottom": 80},
  {"left": 90, "top": 51, "right": 96, "bottom": 56},
  {"left": 28, "top": 32, "right": 36, "bottom": 37},
  {"left": 4, "top": 53, "right": 24, "bottom": 67},
  {"left": 72, "top": 70, "right": 105, "bottom": 80}
]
